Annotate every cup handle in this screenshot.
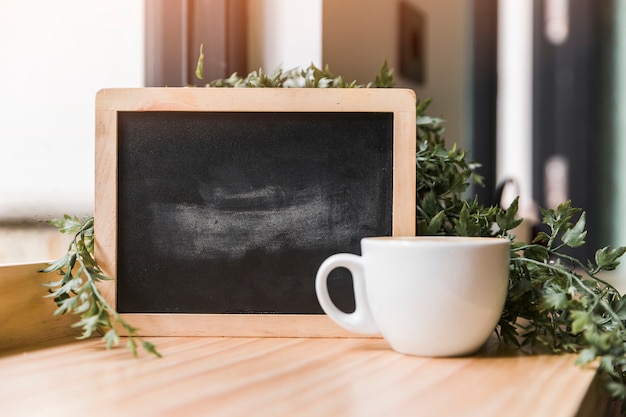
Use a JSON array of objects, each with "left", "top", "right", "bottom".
[{"left": 315, "top": 253, "right": 379, "bottom": 335}]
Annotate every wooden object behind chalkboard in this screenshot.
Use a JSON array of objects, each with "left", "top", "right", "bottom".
[{"left": 95, "top": 88, "right": 416, "bottom": 337}]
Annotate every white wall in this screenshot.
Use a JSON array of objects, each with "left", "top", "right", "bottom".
[
  {"left": 0, "top": 1, "right": 144, "bottom": 220},
  {"left": 248, "top": 0, "right": 322, "bottom": 72}
]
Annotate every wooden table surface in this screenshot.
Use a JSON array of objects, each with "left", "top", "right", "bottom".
[
  {"left": 0, "top": 334, "right": 614, "bottom": 417},
  {"left": 0, "top": 262, "right": 619, "bottom": 417}
]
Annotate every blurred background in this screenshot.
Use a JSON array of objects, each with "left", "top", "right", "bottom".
[{"left": 1, "top": 0, "right": 625, "bottom": 264}]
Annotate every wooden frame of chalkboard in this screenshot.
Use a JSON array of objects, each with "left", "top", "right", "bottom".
[{"left": 95, "top": 88, "right": 416, "bottom": 337}]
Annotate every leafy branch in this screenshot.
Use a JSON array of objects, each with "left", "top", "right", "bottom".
[
  {"left": 501, "top": 202, "right": 626, "bottom": 400},
  {"left": 42, "top": 215, "right": 161, "bottom": 358},
  {"left": 415, "top": 98, "right": 493, "bottom": 237},
  {"left": 414, "top": 103, "right": 626, "bottom": 409}
]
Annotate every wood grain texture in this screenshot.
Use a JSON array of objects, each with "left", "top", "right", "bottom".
[
  {"left": 95, "top": 87, "right": 417, "bottom": 113},
  {"left": 0, "top": 262, "right": 81, "bottom": 352},
  {"left": 114, "top": 313, "right": 374, "bottom": 338},
  {"left": 94, "top": 108, "right": 118, "bottom": 281},
  {"left": 0, "top": 335, "right": 612, "bottom": 417},
  {"left": 393, "top": 110, "right": 417, "bottom": 236}
]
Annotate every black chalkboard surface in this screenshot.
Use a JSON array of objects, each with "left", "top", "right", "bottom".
[
  {"left": 118, "top": 111, "right": 392, "bottom": 314},
  {"left": 95, "top": 88, "right": 416, "bottom": 336}
]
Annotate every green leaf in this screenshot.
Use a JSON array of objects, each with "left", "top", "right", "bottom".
[
  {"left": 53, "top": 296, "right": 77, "bottom": 316},
  {"left": 41, "top": 254, "right": 69, "bottom": 274},
  {"left": 540, "top": 292, "right": 568, "bottom": 310},
  {"left": 374, "top": 59, "right": 395, "bottom": 88},
  {"left": 575, "top": 348, "right": 598, "bottom": 367},
  {"left": 583, "top": 330, "right": 614, "bottom": 352},
  {"left": 142, "top": 341, "right": 163, "bottom": 358},
  {"left": 595, "top": 246, "right": 626, "bottom": 271},
  {"left": 522, "top": 244, "right": 549, "bottom": 262},
  {"left": 571, "top": 310, "right": 593, "bottom": 334},
  {"left": 561, "top": 212, "right": 587, "bottom": 248},
  {"left": 424, "top": 210, "right": 446, "bottom": 235},
  {"left": 612, "top": 296, "right": 626, "bottom": 320},
  {"left": 46, "top": 214, "right": 84, "bottom": 234},
  {"left": 606, "top": 382, "right": 626, "bottom": 400},
  {"left": 127, "top": 338, "right": 138, "bottom": 357},
  {"left": 73, "top": 314, "right": 100, "bottom": 339},
  {"left": 41, "top": 276, "right": 65, "bottom": 288},
  {"left": 195, "top": 44, "right": 204, "bottom": 81},
  {"left": 496, "top": 196, "right": 523, "bottom": 233},
  {"left": 73, "top": 299, "right": 91, "bottom": 315},
  {"left": 103, "top": 329, "right": 120, "bottom": 349},
  {"left": 508, "top": 277, "right": 534, "bottom": 301},
  {"left": 532, "top": 231, "right": 550, "bottom": 245}
]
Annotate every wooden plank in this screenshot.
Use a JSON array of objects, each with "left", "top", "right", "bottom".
[
  {"left": 112, "top": 313, "right": 374, "bottom": 338},
  {"left": 0, "top": 336, "right": 609, "bottom": 417},
  {"left": 0, "top": 262, "right": 81, "bottom": 352},
  {"left": 95, "top": 87, "right": 417, "bottom": 113}
]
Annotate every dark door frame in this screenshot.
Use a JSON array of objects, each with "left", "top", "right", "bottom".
[
  {"left": 469, "top": 0, "right": 499, "bottom": 206},
  {"left": 532, "top": 0, "right": 605, "bottom": 259}
]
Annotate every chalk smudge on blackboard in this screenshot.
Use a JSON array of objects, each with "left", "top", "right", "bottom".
[
  {"left": 199, "top": 185, "right": 287, "bottom": 211},
  {"left": 149, "top": 184, "right": 351, "bottom": 260}
]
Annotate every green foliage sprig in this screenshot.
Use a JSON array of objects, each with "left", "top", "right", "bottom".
[
  {"left": 503, "top": 204, "right": 626, "bottom": 401},
  {"left": 415, "top": 99, "right": 494, "bottom": 236},
  {"left": 42, "top": 215, "right": 161, "bottom": 358},
  {"left": 195, "top": 44, "right": 395, "bottom": 89}
]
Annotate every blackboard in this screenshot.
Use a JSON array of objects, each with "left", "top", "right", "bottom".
[{"left": 95, "top": 88, "right": 416, "bottom": 336}]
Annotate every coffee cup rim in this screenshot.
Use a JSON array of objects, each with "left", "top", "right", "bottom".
[{"left": 362, "top": 236, "right": 509, "bottom": 247}]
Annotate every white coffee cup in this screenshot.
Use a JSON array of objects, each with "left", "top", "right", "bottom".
[{"left": 315, "top": 236, "right": 510, "bottom": 357}]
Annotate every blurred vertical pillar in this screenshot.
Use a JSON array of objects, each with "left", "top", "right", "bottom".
[
  {"left": 145, "top": 0, "right": 248, "bottom": 87},
  {"left": 145, "top": 0, "right": 187, "bottom": 87},
  {"left": 468, "top": 0, "right": 498, "bottom": 205},
  {"left": 496, "top": 0, "right": 534, "bottom": 214},
  {"left": 599, "top": 0, "right": 626, "bottom": 248}
]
